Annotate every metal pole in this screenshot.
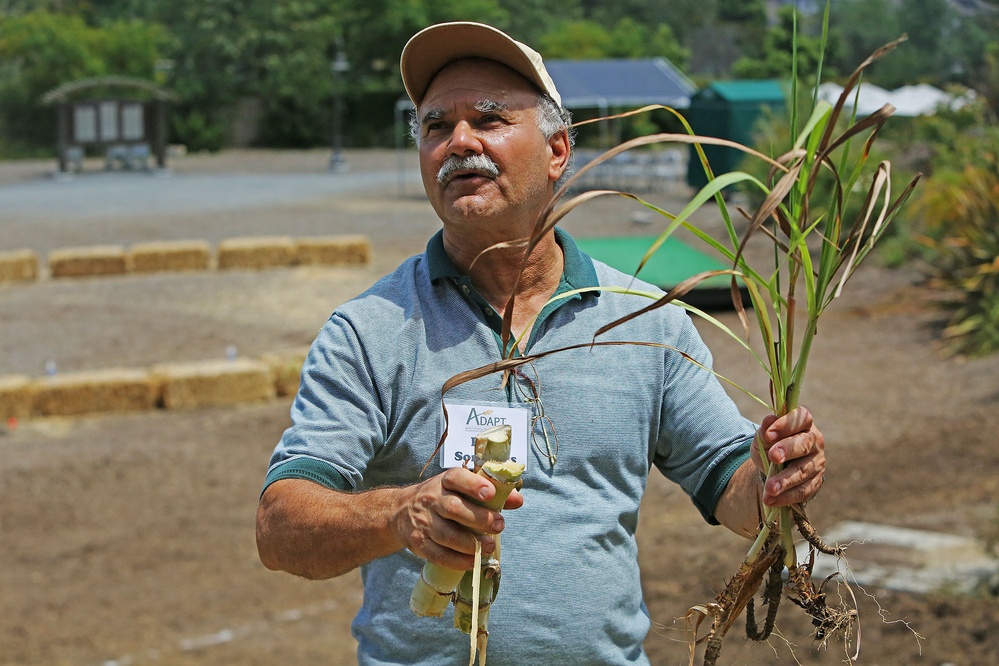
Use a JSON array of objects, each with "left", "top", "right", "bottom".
[{"left": 329, "top": 44, "right": 350, "bottom": 173}]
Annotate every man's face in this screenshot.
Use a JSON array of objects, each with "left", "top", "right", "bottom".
[{"left": 415, "top": 59, "right": 566, "bottom": 232}]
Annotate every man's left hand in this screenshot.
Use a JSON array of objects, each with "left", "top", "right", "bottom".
[{"left": 751, "top": 406, "right": 826, "bottom": 507}]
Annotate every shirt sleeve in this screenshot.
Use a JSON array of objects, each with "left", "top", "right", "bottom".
[
  {"left": 262, "top": 311, "right": 387, "bottom": 496},
  {"left": 653, "top": 311, "right": 756, "bottom": 524}
]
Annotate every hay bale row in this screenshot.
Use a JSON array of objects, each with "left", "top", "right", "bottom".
[
  {"left": 49, "top": 245, "right": 129, "bottom": 278},
  {"left": 295, "top": 234, "right": 370, "bottom": 266},
  {"left": 217, "top": 234, "right": 371, "bottom": 270},
  {"left": 32, "top": 368, "right": 157, "bottom": 417},
  {"left": 27, "top": 235, "right": 371, "bottom": 282},
  {"left": 128, "top": 240, "right": 212, "bottom": 273},
  {"left": 261, "top": 347, "right": 310, "bottom": 397},
  {"left": 0, "top": 350, "right": 309, "bottom": 420},
  {"left": 0, "top": 375, "right": 33, "bottom": 419},
  {"left": 153, "top": 358, "right": 276, "bottom": 409},
  {"left": 217, "top": 235, "right": 297, "bottom": 270},
  {"left": 0, "top": 250, "right": 39, "bottom": 284}
]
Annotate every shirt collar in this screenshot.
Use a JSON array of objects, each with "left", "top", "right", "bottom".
[{"left": 426, "top": 227, "right": 598, "bottom": 290}]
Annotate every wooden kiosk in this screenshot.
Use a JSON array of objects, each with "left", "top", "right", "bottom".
[{"left": 41, "top": 76, "right": 174, "bottom": 174}]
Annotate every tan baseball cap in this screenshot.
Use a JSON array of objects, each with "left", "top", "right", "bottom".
[{"left": 400, "top": 21, "right": 562, "bottom": 108}]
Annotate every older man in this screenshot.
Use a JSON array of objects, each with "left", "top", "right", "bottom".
[{"left": 256, "top": 21, "right": 825, "bottom": 665}]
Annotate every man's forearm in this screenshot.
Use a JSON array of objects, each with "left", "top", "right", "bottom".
[
  {"left": 713, "top": 459, "right": 765, "bottom": 539},
  {"left": 256, "top": 478, "right": 408, "bottom": 579}
]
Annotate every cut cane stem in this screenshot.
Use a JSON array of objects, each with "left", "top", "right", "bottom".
[
  {"left": 409, "top": 426, "right": 523, "bottom": 622},
  {"left": 452, "top": 461, "right": 522, "bottom": 637},
  {"left": 410, "top": 561, "right": 466, "bottom": 617}
]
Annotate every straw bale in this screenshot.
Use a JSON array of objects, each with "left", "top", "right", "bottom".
[
  {"left": 49, "top": 245, "right": 128, "bottom": 278},
  {"left": 261, "top": 347, "right": 310, "bottom": 397},
  {"left": 217, "top": 236, "right": 296, "bottom": 270},
  {"left": 295, "top": 234, "right": 371, "bottom": 266},
  {"left": 32, "top": 368, "right": 157, "bottom": 417},
  {"left": 153, "top": 358, "right": 275, "bottom": 409},
  {"left": 128, "top": 240, "right": 211, "bottom": 273},
  {"left": 0, "top": 249, "right": 39, "bottom": 284},
  {"left": 0, "top": 374, "right": 33, "bottom": 420}
]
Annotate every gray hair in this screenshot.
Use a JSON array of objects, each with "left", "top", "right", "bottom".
[{"left": 409, "top": 93, "right": 576, "bottom": 191}]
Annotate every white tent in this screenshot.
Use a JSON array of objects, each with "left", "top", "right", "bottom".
[
  {"left": 890, "top": 84, "right": 973, "bottom": 115},
  {"left": 817, "top": 82, "right": 893, "bottom": 115},
  {"left": 817, "top": 81, "right": 973, "bottom": 117}
]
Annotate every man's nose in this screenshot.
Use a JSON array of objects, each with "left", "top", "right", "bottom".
[{"left": 447, "top": 120, "right": 483, "bottom": 156}]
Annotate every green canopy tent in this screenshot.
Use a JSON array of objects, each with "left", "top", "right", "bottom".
[
  {"left": 685, "top": 79, "right": 786, "bottom": 190},
  {"left": 574, "top": 235, "right": 748, "bottom": 311}
]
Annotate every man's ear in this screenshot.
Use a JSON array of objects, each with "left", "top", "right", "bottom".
[{"left": 548, "top": 129, "right": 571, "bottom": 184}]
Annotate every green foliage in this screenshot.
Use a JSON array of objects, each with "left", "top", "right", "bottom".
[
  {"left": 830, "top": 0, "right": 997, "bottom": 90},
  {"left": 170, "top": 109, "right": 226, "bottom": 152},
  {"left": 538, "top": 17, "right": 688, "bottom": 65},
  {"left": 977, "top": 43, "right": 999, "bottom": 121},
  {"left": 918, "top": 164, "right": 999, "bottom": 357},
  {"left": 0, "top": 9, "right": 164, "bottom": 155},
  {"left": 495, "top": 0, "right": 583, "bottom": 46},
  {"left": 716, "top": 0, "right": 767, "bottom": 25},
  {"left": 715, "top": 0, "right": 768, "bottom": 61},
  {"left": 154, "top": 0, "right": 511, "bottom": 150},
  {"left": 732, "top": 5, "right": 835, "bottom": 81},
  {"left": 736, "top": 92, "right": 912, "bottom": 252},
  {"left": 912, "top": 103, "right": 999, "bottom": 357},
  {"left": 2, "top": 0, "right": 995, "bottom": 154}
]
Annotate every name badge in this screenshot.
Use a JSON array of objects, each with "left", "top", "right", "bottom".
[{"left": 440, "top": 402, "right": 531, "bottom": 469}]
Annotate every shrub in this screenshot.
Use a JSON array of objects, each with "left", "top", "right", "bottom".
[{"left": 916, "top": 159, "right": 999, "bottom": 356}]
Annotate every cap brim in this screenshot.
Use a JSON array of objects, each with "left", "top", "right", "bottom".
[{"left": 401, "top": 22, "right": 560, "bottom": 107}]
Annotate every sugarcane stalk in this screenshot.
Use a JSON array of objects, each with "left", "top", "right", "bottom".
[
  {"left": 409, "top": 426, "right": 523, "bottom": 620},
  {"left": 451, "top": 460, "right": 522, "bottom": 635},
  {"left": 454, "top": 545, "right": 499, "bottom": 634}
]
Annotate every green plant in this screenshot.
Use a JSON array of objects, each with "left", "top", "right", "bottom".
[
  {"left": 170, "top": 109, "right": 227, "bottom": 153},
  {"left": 916, "top": 162, "right": 999, "bottom": 356},
  {"left": 546, "top": 37, "right": 919, "bottom": 662}
]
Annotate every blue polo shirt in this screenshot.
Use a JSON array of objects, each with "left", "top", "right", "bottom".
[{"left": 264, "top": 227, "right": 754, "bottom": 665}]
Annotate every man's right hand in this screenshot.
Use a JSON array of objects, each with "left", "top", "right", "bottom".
[
  {"left": 256, "top": 469, "right": 523, "bottom": 580},
  {"left": 395, "top": 467, "right": 524, "bottom": 571}
]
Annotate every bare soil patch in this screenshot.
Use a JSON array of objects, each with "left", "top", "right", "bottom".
[{"left": 1, "top": 149, "right": 996, "bottom": 665}]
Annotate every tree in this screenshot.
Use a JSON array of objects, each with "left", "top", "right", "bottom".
[
  {"left": 497, "top": 0, "right": 584, "bottom": 46},
  {"left": 831, "top": 0, "right": 998, "bottom": 89},
  {"left": 717, "top": 0, "right": 766, "bottom": 25},
  {"left": 538, "top": 17, "right": 688, "bottom": 65},
  {"left": 0, "top": 9, "right": 164, "bottom": 155},
  {"left": 828, "top": 0, "right": 900, "bottom": 75},
  {"left": 731, "top": 5, "right": 834, "bottom": 81}
]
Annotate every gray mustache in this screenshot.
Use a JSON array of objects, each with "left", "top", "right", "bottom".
[{"left": 436, "top": 154, "right": 500, "bottom": 184}]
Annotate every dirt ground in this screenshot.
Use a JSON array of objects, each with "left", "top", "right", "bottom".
[{"left": 1, "top": 149, "right": 997, "bottom": 665}]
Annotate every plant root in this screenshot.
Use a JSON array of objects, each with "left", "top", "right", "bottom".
[
  {"left": 792, "top": 506, "right": 846, "bottom": 557},
  {"left": 785, "top": 564, "right": 858, "bottom": 649},
  {"left": 699, "top": 531, "right": 783, "bottom": 665},
  {"left": 695, "top": 508, "right": 857, "bottom": 665},
  {"left": 745, "top": 548, "right": 786, "bottom": 642}
]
